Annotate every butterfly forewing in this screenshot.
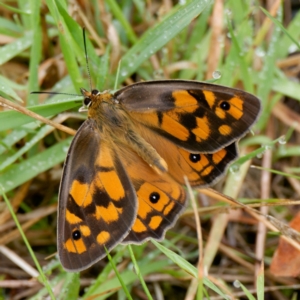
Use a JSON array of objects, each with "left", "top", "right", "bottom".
[
  {"left": 58, "top": 120, "right": 137, "bottom": 271},
  {"left": 116, "top": 80, "right": 261, "bottom": 152}
]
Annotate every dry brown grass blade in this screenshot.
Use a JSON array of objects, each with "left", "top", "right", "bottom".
[
  {"left": 202, "top": 154, "right": 253, "bottom": 271},
  {"left": 0, "top": 245, "right": 39, "bottom": 278},
  {"left": 184, "top": 176, "right": 203, "bottom": 300},
  {"left": 200, "top": 188, "right": 300, "bottom": 251},
  {"left": 0, "top": 205, "right": 57, "bottom": 245},
  {"left": 253, "top": 0, "right": 281, "bottom": 46},
  {"left": 255, "top": 120, "right": 273, "bottom": 278},
  {"left": 0, "top": 204, "right": 57, "bottom": 233},
  {"left": 75, "top": 4, "right": 106, "bottom": 52},
  {"left": 0, "top": 96, "right": 76, "bottom": 136},
  {"left": 0, "top": 181, "right": 32, "bottom": 225},
  {"left": 205, "top": 0, "right": 223, "bottom": 79},
  {"left": 273, "top": 102, "right": 300, "bottom": 133},
  {"left": 182, "top": 198, "right": 300, "bottom": 219}
]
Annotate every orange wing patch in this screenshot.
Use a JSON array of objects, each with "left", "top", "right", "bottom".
[
  {"left": 172, "top": 90, "right": 198, "bottom": 110},
  {"left": 227, "top": 96, "right": 243, "bottom": 120},
  {"left": 80, "top": 225, "right": 91, "bottom": 237},
  {"left": 212, "top": 148, "right": 227, "bottom": 164},
  {"left": 94, "top": 202, "right": 123, "bottom": 222},
  {"left": 203, "top": 90, "right": 216, "bottom": 108},
  {"left": 161, "top": 113, "right": 190, "bottom": 141},
  {"left": 131, "top": 218, "right": 147, "bottom": 233},
  {"left": 97, "top": 231, "right": 110, "bottom": 245},
  {"left": 192, "top": 116, "right": 210, "bottom": 142},
  {"left": 66, "top": 210, "right": 83, "bottom": 224},
  {"left": 99, "top": 170, "right": 125, "bottom": 200},
  {"left": 65, "top": 236, "right": 87, "bottom": 254},
  {"left": 129, "top": 111, "right": 159, "bottom": 128},
  {"left": 218, "top": 124, "right": 232, "bottom": 136},
  {"left": 96, "top": 143, "right": 114, "bottom": 167},
  {"left": 69, "top": 181, "right": 93, "bottom": 207},
  {"left": 149, "top": 216, "right": 163, "bottom": 230}
]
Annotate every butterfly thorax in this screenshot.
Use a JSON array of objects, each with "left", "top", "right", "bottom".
[{"left": 81, "top": 88, "right": 168, "bottom": 174}]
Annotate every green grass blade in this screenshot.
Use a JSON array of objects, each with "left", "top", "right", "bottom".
[
  {"left": 152, "top": 239, "right": 197, "bottom": 278},
  {"left": 0, "top": 137, "right": 72, "bottom": 193},
  {"left": 260, "top": 6, "right": 300, "bottom": 49},
  {"left": 0, "top": 2, "right": 30, "bottom": 15},
  {"left": 27, "top": 0, "right": 42, "bottom": 105},
  {"left": 96, "top": 45, "right": 111, "bottom": 90},
  {"left": 128, "top": 245, "right": 153, "bottom": 300},
  {"left": 0, "top": 75, "right": 25, "bottom": 101},
  {"left": 0, "top": 190, "right": 56, "bottom": 300},
  {"left": 105, "top": 247, "right": 133, "bottom": 300},
  {"left": 45, "top": 0, "right": 84, "bottom": 91},
  {"left": 235, "top": 281, "right": 256, "bottom": 300},
  {"left": 0, "top": 124, "right": 54, "bottom": 171},
  {"left": 152, "top": 240, "right": 230, "bottom": 298},
  {"left": 57, "top": 273, "right": 80, "bottom": 300},
  {"left": 256, "top": 265, "right": 265, "bottom": 300},
  {"left": 226, "top": 18, "right": 253, "bottom": 93},
  {"left": 0, "top": 126, "right": 35, "bottom": 155},
  {"left": 256, "top": 6, "right": 283, "bottom": 130},
  {"left": 0, "top": 31, "right": 33, "bottom": 65},
  {"left": 106, "top": 0, "right": 138, "bottom": 44},
  {"left": 83, "top": 259, "right": 170, "bottom": 299},
  {"left": 117, "top": 0, "right": 213, "bottom": 84}
]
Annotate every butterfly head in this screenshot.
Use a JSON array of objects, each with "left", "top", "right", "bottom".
[{"left": 79, "top": 88, "right": 113, "bottom": 112}]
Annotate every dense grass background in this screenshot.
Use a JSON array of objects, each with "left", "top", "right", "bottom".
[{"left": 1, "top": 0, "right": 300, "bottom": 299}]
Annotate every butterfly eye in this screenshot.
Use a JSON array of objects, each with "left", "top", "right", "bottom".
[
  {"left": 84, "top": 97, "right": 91, "bottom": 107},
  {"left": 91, "top": 89, "right": 99, "bottom": 95},
  {"left": 149, "top": 192, "right": 160, "bottom": 204},
  {"left": 72, "top": 229, "right": 81, "bottom": 240},
  {"left": 189, "top": 153, "right": 201, "bottom": 163},
  {"left": 220, "top": 101, "right": 230, "bottom": 111}
]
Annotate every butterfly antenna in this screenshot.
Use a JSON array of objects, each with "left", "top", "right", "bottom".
[
  {"left": 31, "top": 91, "right": 81, "bottom": 97},
  {"left": 82, "top": 28, "right": 93, "bottom": 91}
]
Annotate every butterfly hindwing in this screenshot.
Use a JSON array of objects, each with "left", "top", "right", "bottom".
[
  {"left": 130, "top": 124, "right": 238, "bottom": 187},
  {"left": 113, "top": 144, "right": 187, "bottom": 244},
  {"left": 58, "top": 120, "right": 137, "bottom": 271},
  {"left": 115, "top": 80, "right": 260, "bottom": 152}
]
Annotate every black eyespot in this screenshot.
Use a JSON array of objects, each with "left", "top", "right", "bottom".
[
  {"left": 92, "top": 89, "right": 99, "bottom": 95},
  {"left": 149, "top": 192, "right": 160, "bottom": 204},
  {"left": 72, "top": 230, "right": 81, "bottom": 240},
  {"left": 189, "top": 153, "right": 201, "bottom": 163},
  {"left": 220, "top": 101, "right": 230, "bottom": 111},
  {"left": 84, "top": 97, "right": 91, "bottom": 106}
]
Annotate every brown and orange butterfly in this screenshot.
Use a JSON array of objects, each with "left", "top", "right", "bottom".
[{"left": 58, "top": 80, "right": 261, "bottom": 271}]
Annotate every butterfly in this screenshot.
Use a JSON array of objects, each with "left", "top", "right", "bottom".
[{"left": 57, "top": 80, "right": 261, "bottom": 271}]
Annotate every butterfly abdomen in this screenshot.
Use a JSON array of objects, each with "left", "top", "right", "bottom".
[{"left": 124, "top": 129, "right": 168, "bottom": 174}]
